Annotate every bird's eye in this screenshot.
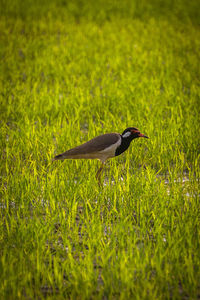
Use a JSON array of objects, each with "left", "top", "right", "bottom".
[{"left": 131, "top": 130, "right": 139, "bottom": 134}]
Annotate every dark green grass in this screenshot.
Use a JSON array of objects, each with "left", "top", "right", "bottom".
[{"left": 0, "top": 0, "right": 200, "bottom": 299}]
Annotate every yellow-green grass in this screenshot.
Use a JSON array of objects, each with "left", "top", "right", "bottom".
[{"left": 0, "top": 0, "right": 200, "bottom": 299}]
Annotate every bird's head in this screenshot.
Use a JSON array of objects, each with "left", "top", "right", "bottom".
[{"left": 122, "top": 127, "right": 149, "bottom": 140}]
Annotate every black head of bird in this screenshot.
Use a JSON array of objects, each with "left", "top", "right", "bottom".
[
  {"left": 53, "top": 127, "right": 149, "bottom": 184},
  {"left": 115, "top": 127, "right": 149, "bottom": 157}
]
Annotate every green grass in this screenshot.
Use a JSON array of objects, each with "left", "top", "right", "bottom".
[{"left": 0, "top": 0, "right": 200, "bottom": 299}]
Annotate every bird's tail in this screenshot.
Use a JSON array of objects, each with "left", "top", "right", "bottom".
[{"left": 53, "top": 154, "right": 65, "bottom": 161}]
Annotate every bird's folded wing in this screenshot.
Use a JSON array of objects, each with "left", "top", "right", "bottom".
[{"left": 60, "top": 133, "right": 120, "bottom": 157}]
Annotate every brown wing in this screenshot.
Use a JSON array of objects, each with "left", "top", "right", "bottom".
[{"left": 54, "top": 133, "right": 120, "bottom": 159}]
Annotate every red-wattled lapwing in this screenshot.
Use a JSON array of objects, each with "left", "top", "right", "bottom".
[{"left": 53, "top": 127, "right": 149, "bottom": 184}]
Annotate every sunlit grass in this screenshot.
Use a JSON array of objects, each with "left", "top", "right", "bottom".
[{"left": 0, "top": 0, "right": 200, "bottom": 299}]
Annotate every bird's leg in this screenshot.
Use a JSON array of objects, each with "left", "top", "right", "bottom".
[{"left": 96, "top": 162, "right": 105, "bottom": 185}]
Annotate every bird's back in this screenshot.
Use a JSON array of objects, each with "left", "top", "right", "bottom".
[{"left": 54, "top": 133, "right": 120, "bottom": 160}]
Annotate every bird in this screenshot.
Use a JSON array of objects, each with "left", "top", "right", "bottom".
[{"left": 53, "top": 127, "right": 149, "bottom": 184}]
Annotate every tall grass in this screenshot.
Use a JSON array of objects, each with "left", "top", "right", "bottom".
[{"left": 0, "top": 0, "right": 200, "bottom": 298}]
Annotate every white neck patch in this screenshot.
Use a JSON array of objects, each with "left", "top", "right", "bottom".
[{"left": 122, "top": 131, "right": 131, "bottom": 138}]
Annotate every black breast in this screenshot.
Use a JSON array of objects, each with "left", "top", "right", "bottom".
[{"left": 115, "top": 138, "right": 131, "bottom": 156}]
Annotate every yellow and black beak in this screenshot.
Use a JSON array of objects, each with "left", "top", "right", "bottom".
[{"left": 138, "top": 132, "right": 149, "bottom": 138}]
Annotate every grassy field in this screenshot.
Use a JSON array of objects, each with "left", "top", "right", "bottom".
[{"left": 0, "top": 0, "right": 200, "bottom": 299}]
